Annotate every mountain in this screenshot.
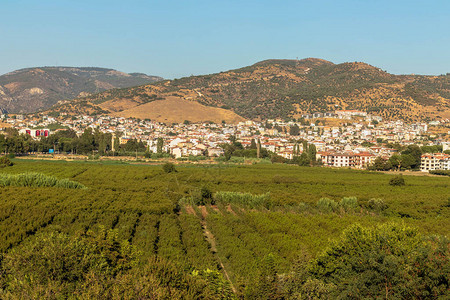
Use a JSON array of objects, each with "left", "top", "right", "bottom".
[
  {"left": 45, "top": 58, "right": 450, "bottom": 122},
  {"left": 0, "top": 67, "right": 163, "bottom": 113}
]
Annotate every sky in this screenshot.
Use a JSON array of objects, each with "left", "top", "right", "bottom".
[{"left": 1, "top": 0, "right": 449, "bottom": 79}]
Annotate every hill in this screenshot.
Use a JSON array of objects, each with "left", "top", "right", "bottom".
[
  {"left": 45, "top": 58, "right": 450, "bottom": 121},
  {"left": 0, "top": 67, "right": 163, "bottom": 114},
  {"left": 111, "top": 96, "right": 245, "bottom": 124}
]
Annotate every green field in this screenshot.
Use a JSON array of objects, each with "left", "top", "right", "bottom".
[{"left": 0, "top": 160, "right": 448, "bottom": 298}]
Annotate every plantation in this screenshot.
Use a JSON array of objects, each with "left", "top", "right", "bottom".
[{"left": 0, "top": 160, "right": 448, "bottom": 298}]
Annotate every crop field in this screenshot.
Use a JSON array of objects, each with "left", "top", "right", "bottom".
[{"left": 0, "top": 159, "right": 448, "bottom": 298}]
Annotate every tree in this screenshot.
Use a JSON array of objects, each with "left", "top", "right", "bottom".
[
  {"left": 308, "top": 144, "right": 317, "bottom": 165},
  {"left": 307, "top": 223, "right": 449, "bottom": 299},
  {"left": 298, "top": 152, "right": 310, "bottom": 166},
  {"left": 257, "top": 139, "right": 261, "bottom": 158},
  {"left": 388, "top": 154, "right": 403, "bottom": 171},
  {"left": 0, "top": 134, "right": 6, "bottom": 153},
  {"left": 78, "top": 128, "right": 95, "bottom": 154},
  {"left": 400, "top": 154, "right": 416, "bottom": 169},
  {"left": 156, "top": 137, "right": 164, "bottom": 154},
  {"left": 289, "top": 124, "right": 300, "bottom": 136},
  {"left": 370, "top": 157, "right": 391, "bottom": 171},
  {"left": 401, "top": 145, "right": 422, "bottom": 169}
]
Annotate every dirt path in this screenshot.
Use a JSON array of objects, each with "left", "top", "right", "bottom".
[
  {"left": 198, "top": 207, "right": 236, "bottom": 294},
  {"left": 379, "top": 170, "right": 443, "bottom": 177},
  {"left": 185, "top": 205, "right": 196, "bottom": 215}
]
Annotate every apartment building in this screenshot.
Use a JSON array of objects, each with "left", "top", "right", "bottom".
[{"left": 420, "top": 153, "right": 450, "bottom": 172}]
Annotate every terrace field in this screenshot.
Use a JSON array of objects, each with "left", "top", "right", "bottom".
[{"left": 0, "top": 160, "right": 448, "bottom": 298}]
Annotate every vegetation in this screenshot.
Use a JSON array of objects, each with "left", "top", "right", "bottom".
[
  {"left": 0, "top": 156, "right": 13, "bottom": 168},
  {"left": 0, "top": 172, "right": 86, "bottom": 189},
  {"left": 305, "top": 223, "right": 449, "bottom": 299},
  {"left": 389, "top": 174, "right": 406, "bottom": 186},
  {"left": 430, "top": 170, "right": 450, "bottom": 176},
  {"left": 213, "top": 191, "right": 272, "bottom": 209},
  {"left": 0, "top": 127, "right": 150, "bottom": 156},
  {"left": 162, "top": 162, "right": 177, "bottom": 173},
  {"left": 47, "top": 59, "right": 450, "bottom": 121},
  {"left": 0, "top": 160, "right": 448, "bottom": 298}
]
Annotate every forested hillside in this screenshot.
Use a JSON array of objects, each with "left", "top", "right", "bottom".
[{"left": 46, "top": 58, "right": 450, "bottom": 121}]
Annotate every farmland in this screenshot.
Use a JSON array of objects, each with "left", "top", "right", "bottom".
[{"left": 0, "top": 160, "right": 448, "bottom": 298}]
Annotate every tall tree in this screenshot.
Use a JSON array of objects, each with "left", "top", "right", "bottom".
[
  {"left": 308, "top": 144, "right": 317, "bottom": 164},
  {"left": 156, "top": 137, "right": 164, "bottom": 154}
]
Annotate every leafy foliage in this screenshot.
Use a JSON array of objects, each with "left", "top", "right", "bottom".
[
  {"left": 307, "top": 223, "right": 449, "bottom": 299},
  {"left": 0, "top": 160, "right": 448, "bottom": 298},
  {"left": 389, "top": 174, "right": 405, "bottom": 186},
  {"left": 213, "top": 191, "right": 272, "bottom": 209},
  {"left": 0, "top": 172, "right": 86, "bottom": 189},
  {"left": 162, "top": 162, "right": 177, "bottom": 173},
  {"left": 0, "top": 156, "right": 13, "bottom": 168},
  {"left": 317, "top": 197, "right": 339, "bottom": 213},
  {"left": 48, "top": 59, "right": 450, "bottom": 121},
  {"left": 429, "top": 170, "right": 450, "bottom": 176}
]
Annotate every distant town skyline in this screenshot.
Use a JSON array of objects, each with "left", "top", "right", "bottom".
[{"left": 1, "top": 0, "right": 449, "bottom": 79}]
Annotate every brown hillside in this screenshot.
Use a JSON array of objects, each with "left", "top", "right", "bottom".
[
  {"left": 112, "top": 96, "right": 245, "bottom": 124},
  {"left": 44, "top": 58, "right": 450, "bottom": 121}
]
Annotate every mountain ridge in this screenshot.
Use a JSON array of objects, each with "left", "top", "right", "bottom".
[
  {"left": 41, "top": 58, "right": 450, "bottom": 121},
  {"left": 0, "top": 66, "right": 163, "bottom": 114}
]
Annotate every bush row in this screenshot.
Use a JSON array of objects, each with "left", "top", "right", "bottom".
[{"left": 0, "top": 172, "right": 86, "bottom": 189}]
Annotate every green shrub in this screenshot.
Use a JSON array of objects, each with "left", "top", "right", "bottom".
[
  {"left": 308, "top": 223, "right": 450, "bottom": 299},
  {"left": 317, "top": 198, "right": 338, "bottom": 213},
  {"left": 389, "top": 175, "right": 405, "bottom": 186},
  {"left": 429, "top": 170, "right": 450, "bottom": 176},
  {"left": 0, "top": 156, "right": 13, "bottom": 168},
  {"left": 367, "top": 198, "right": 388, "bottom": 212},
  {"left": 201, "top": 186, "right": 213, "bottom": 203},
  {"left": 0, "top": 172, "right": 86, "bottom": 189},
  {"left": 1, "top": 228, "right": 139, "bottom": 298},
  {"left": 340, "top": 197, "right": 358, "bottom": 212},
  {"left": 162, "top": 162, "right": 177, "bottom": 173}
]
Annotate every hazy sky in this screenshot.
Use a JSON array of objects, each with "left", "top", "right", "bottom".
[{"left": 1, "top": 0, "right": 449, "bottom": 78}]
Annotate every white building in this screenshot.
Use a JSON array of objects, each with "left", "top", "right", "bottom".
[{"left": 420, "top": 153, "right": 450, "bottom": 172}]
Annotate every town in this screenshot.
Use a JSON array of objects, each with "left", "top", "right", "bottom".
[{"left": 1, "top": 110, "right": 449, "bottom": 172}]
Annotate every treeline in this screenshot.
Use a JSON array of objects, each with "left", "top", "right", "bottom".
[
  {"left": 0, "top": 172, "right": 86, "bottom": 189},
  {"left": 0, "top": 128, "right": 147, "bottom": 156},
  {"left": 221, "top": 137, "right": 319, "bottom": 167}
]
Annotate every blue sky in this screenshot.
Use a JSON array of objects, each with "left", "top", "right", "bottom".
[{"left": 1, "top": 0, "right": 449, "bottom": 78}]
